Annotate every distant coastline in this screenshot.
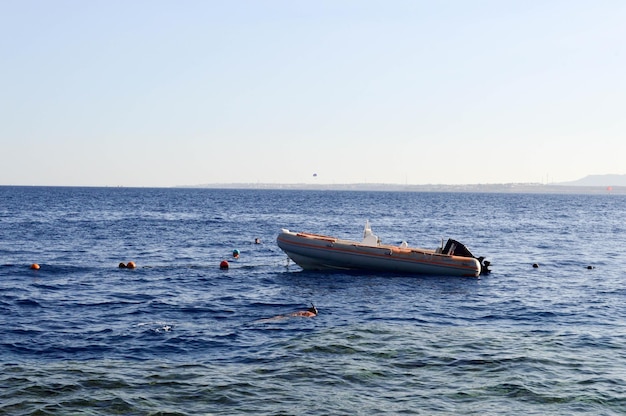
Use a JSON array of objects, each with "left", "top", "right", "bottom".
[
  {"left": 187, "top": 174, "right": 626, "bottom": 194},
  {"left": 186, "top": 182, "right": 625, "bottom": 194},
  {"left": 3, "top": 175, "right": 624, "bottom": 194},
  {"left": 1, "top": 184, "right": 623, "bottom": 194}
]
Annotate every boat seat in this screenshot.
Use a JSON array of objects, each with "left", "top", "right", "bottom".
[{"left": 361, "top": 220, "right": 380, "bottom": 246}]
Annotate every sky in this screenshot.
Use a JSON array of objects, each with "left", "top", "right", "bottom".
[{"left": 1, "top": 0, "right": 625, "bottom": 187}]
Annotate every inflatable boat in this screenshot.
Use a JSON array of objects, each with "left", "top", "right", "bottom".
[{"left": 277, "top": 221, "right": 490, "bottom": 277}]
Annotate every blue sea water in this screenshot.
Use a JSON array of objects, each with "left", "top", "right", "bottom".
[{"left": 1, "top": 186, "right": 625, "bottom": 415}]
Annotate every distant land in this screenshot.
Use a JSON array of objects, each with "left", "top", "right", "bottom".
[
  {"left": 187, "top": 175, "right": 626, "bottom": 194},
  {"left": 556, "top": 174, "right": 626, "bottom": 187}
]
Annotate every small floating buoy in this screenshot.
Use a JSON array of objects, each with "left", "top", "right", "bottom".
[
  {"left": 220, "top": 260, "right": 229, "bottom": 269},
  {"left": 118, "top": 262, "right": 127, "bottom": 268},
  {"left": 532, "top": 263, "right": 539, "bottom": 268},
  {"left": 30, "top": 263, "right": 40, "bottom": 270},
  {"left": 232, "top": 249, "right": 240, "bottom": 259},
  {"left": 126, "top": 261, "right": 136, "bottom": 269}
]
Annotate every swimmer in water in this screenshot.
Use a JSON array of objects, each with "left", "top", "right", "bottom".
[
  {"left": 289, "top": 304, "right": 318, "bottom": 318},
  {"left": 257, "top": 304, "right": 318, "bottom": 322}
]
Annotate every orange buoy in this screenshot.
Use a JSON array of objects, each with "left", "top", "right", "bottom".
[
  {"left": 219, "top": 260, "right": 229, "bottom": 270},
  {"left": 30, "top": 263, "right": 40, "bottom": 270},
  {"left": 126, "top": 261, "right": 136, "bottom": 269}
]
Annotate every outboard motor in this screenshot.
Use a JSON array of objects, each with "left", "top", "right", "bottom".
[
  {"left": 477, "top": 257, "right": 491, "bottom": 274},
  {"left": 443, "top": 239, "right": 491, "bottom": 275}
]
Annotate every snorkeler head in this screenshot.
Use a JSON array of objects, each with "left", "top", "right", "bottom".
[{"left": 308, "top": 304, "right": 318, "bottom": 315}]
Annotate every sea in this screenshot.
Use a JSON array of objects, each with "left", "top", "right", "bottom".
[{"left": 1, "top": 186, "right": 625, "bottom": 415}]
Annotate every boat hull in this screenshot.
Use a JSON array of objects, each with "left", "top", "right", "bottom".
[{"left": 277, "top": 230, "right": 481, "bottom": 277}]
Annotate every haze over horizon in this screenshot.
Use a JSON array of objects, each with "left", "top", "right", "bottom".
[
  {"left": 188, "top": 173, "right": 625, "bottom": 186},
  {"left": 2, "top": 1, "right": 625, "bottom": 187}
]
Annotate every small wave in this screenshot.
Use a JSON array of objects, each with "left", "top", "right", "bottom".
[
  {"left": 135, "top": 321, "right": 175, "bottom": 334},
  {"left": 14, "top": 298, "right": 42, "bottom": 308}
]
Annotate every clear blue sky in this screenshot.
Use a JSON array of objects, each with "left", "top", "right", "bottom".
[{"left": 2, "top": 0, "right": 625, "bottom": 187}]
